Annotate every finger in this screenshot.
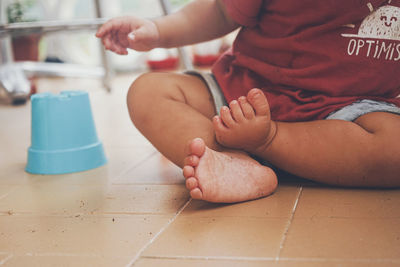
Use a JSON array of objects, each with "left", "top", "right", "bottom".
[
  {"left": 118, "top": 31, "right": 129, "bottom": 48},
  {"left": 103, "top": 34, "right": 114, "bottom": 51},
  {"left": 112, "top": 31, "right": 128, "bottom": 54},
  {"left": 96, "top": 25, "right": 107, "bottom": 37},
  {"left": 108, "top": 31, "right": 120, "bottom": 52},
  {"left": 96, "top": 19, "right": 117, "bottom": 37},
  {"left": 104, "top": 31, "right": 125, "bottom": 54}
]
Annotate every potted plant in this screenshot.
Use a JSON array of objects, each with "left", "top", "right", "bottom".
[{"left": 6, "top": 0, "right": 41, "bottom": 61}]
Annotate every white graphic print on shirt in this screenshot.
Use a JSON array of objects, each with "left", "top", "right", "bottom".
[{"left": 342, "top": 3, "right": 400, "bottom": 61}]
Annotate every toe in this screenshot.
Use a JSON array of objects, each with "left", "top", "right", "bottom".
[
  {"left": 238, "top": 96, "right": 255, "bottom": 119},
  {"left": 212, "top": 116, "right": 228, "bottom": 133},
  {"left": 189, "top": 138, "right": 206, "bottom": 158},
  {"left": 190, "top": 188, "right": 203, "bottom": 200},
  {"left": 220, "top": 106, "right": 236, "bottom": 127},
  {"left": 185, "top": 177, "right": 198, "bottom": 190},
  {"left": 229, "top": 100, "right": 244, "bottom": 122},
  {"left": 183, "top": 165, "right": 194, "bottom": 178},
  {"left": 247, "top": 88, "right": 270, "bottom": 116},
  {"left": 184, "top": 155, "right": 200, "bottom": 167}
]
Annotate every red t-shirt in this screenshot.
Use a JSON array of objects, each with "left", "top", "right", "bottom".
[{"left": 212, "top": 0, "right": 400, "bottom": 121}]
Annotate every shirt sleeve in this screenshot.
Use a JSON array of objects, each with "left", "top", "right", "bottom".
[{"left": 222, "top": 0, "right": 263, "bottom": 27}]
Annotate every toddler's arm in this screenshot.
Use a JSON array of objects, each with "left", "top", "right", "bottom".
[
  {"left": 96, "top": 0, "right": 238, "bottom": 55},
  {"left": 155, "top": 0, "right": 238, "bottom": 47}
]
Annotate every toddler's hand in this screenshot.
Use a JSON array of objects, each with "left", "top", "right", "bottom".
[{"left": 96, "top": 16, "right": 160, "bottom": 55}]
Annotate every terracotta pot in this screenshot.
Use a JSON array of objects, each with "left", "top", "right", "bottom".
[{"left": 12, "top": 34, "right": 41, "bottom": 61}]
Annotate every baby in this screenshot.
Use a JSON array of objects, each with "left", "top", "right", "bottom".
[{"left": 96, "top": 0, "right": 400, "bottom": 203}]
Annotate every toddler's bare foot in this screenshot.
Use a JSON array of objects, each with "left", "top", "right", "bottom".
[
  {"left": 213, "top": 88, "right": 277, "bottom": 154},
  {"left": 182, "top": 138, "right": 277, "bottom": 203}
]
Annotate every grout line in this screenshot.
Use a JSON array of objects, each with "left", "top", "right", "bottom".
[
  {"left": 0, "top": 210, "right": 189, "bottom": 217},
  {"left": 276, "top": 186, "right": 303, "bottom": 260},
  {"left": 279, "top": 257, "right": 400, "bottom": 264},
  {"left": 0, "top": 254, "right": 13, "bottom": 265},
  {"left": 141, "top": 255, "right": 400, "bottom": 264},
  {"left": 2, "top": 209, "right": 397, "bottom": 219},
  {"left": 126, "top": 198, "right": 193, "bottom": 267},
  {"left": 24, "top": 252, "right": 100, "bottom": 257},
  {"left": 142, "top": 255, "right": 277, "bottom": 261}
]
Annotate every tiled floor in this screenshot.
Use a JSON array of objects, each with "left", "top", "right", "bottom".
[{"left": 1, "top": 74, "right": 400, "bottom": 267}]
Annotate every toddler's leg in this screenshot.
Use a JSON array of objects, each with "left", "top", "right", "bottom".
[
  {"left": 127, "top": 73, "right": 277, "bottom": 203},
  {"left": 214, "top": 89, "right": 400, "bottom": 187}
]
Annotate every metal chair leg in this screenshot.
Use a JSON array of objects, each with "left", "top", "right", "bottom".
[
  {"left": 94, "top": 0, "right": 113, "bottom": 92},
  {"left": 0, "top": 1, "right": 31, "bottom": 104}
]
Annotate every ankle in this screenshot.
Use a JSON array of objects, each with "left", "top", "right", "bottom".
[{"left": 251, "top": 120, "right": 278, "bottom": 156}]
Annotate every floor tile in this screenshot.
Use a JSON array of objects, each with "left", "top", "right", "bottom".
[
  {"left": 96, "top": 114, "right": 152, "bottom": 149},
  {"left": 0, "top": 214, "right": 169, "bottom": 258},
  {"left": 0, "top": 185, "right": 17, "bottom": 201},
  {"left": 280, "top": 217, "right": 400, "bottom": 259},
  {"left": 0, "top": 104, "right": 30, "bottom": 148},
  {"left": 115, "top": 154, "right": 185, "bottom": 185},
  {"left": 0, "top": 146, "right": 156, "bottom": 186},
  {"left": 0, "top": 146, "right": 153, "bottom": 186},
  {"left": 134, "top": 258, "right": 400, "bottom": 267},
  {"left": 0, "top": 147, "right": 29, "bottom": 183},
  {"left": 0, "top": 253, "right": 13, "bottom": 265},
  {"left": 294, "top": 187, "right": 400, "bottom": 218},
  {"left": 0, "top": 165, "right": 109, "bottom": 186},
  {"left": 135, "top": 258, "right": 274, "bottom": 267},
  {"left": 3, "top": 255, "right": 131, "bottom": 267},
  {"left": 182, "top": 185, "right": 301, "bottom": 218},
  {"left": 102, "top": 146, "right": 156, "bottom": 178},
  {"left": 3, "top": 74, "right": 400, "bottom": 267},
  {"left": 98, "top": 184, "right": 189, "bottom": 214},
  {"left": 276, "top": 259, "right": 400, "bottom": 267},
  {"left": 142, "top": 216, "right": 288, "bottom": 258},
  {"left": 102, "top": 130, "right": 154, "bottom": 148},
  {"left": 0, "top": 184, "right": 189, "bottom": 215},
  {"left": 0, "top": 146, "right": 155, "bottom": 185}
]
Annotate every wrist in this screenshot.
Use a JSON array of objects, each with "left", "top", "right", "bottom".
[{"left": 152, "top": 18, "right": 170, "bottom": 48}]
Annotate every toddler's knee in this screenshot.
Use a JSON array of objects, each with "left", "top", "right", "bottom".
[
  {"left": 128, "top": 73, "right": 154, "bottom": 104},
  {"left": 127, "top": 73, "right": 157, "bottom": 124},
  {"left": 127, "top": 72, "right": 174, "bottom": 104},
  {"left": 127, "top": 72, "right": 179, "bottom": 126}
]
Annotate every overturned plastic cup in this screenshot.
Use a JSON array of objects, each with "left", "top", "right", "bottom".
[{"left": 26, "top": 91, "right": 107, "bottom": 174}]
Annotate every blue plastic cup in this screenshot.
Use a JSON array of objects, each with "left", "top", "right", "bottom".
[{"left": 26, "top": 91, "right": 107, "bottom": 174}]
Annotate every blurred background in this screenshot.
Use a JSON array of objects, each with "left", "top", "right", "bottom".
[
  {"left": 0, "top": 0, "right": 236, "bottom": 104},
  {"left": 3, "top": 0, "right": 233, "bottom": 71}
]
